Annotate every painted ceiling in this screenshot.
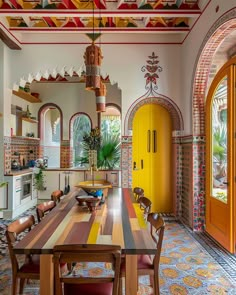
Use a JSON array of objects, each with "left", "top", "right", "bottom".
[{"left": 0, "top": 0, "right": 210, "bottom": 44}]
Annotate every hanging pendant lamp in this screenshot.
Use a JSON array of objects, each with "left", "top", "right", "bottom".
[
  {"left": 84, "top": 42, "right": 103, "bottom": 90},
  {"left": 84, "top": 0, "right": 103, "bottom": 90},
  {"left": 95, "top": 81, "right": 106, "bottom": 112}
]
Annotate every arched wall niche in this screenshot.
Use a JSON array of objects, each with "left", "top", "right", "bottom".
[
  {"left": 189, "top": 8, "right": 236, "bottom": 231},
  {"left": 38, "top": 103, "right": 63, "bottom": 168}
]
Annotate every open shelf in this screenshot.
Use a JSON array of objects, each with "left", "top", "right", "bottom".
[
  {"left": 22, "top": 117, "right": 38, "bottom": 123},
  {"left": 12, "top": 90, "right": 41, "bottom": 103}
]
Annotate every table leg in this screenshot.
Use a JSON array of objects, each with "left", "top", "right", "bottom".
[
  {"left": 125, "top": 255, "right": 138, "bottom": 295},
  {"left": 40, "top": 254, "right": 54, "bottom": 295}
]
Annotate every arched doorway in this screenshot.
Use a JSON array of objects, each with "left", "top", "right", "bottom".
[
  {"left": 38, "top": 103, "right": 63, "bottom": 168},
  {"left": 206, "top": 57, "right": 236, "bottom": 253},
  {"left": 191, "top": 9, "right": 236, "bottom": 233},
  {"left": 124, "top": 94, "right": 183, "bottom": 216},
  {"left": 132, "top": 103, "right": 173, "bottom": 213}
]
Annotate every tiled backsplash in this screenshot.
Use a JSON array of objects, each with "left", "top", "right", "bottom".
[{"left": 4, "top": 136, "right": 40, "bottom": 175}]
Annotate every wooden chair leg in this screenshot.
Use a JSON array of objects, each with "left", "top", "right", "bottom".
[
  {"left": 19, "top": 278, "right": 26, "bottom": 294},
  {"left": 12, "top": 276, "right": 18, "bottom": 295},
  {"left": 119, "top": 277, "right": 123, "bottom": 295}
]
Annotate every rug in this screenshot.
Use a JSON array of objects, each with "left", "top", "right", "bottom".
[{"left": 0, "top": 208, "right": 236, "bottom": 295}]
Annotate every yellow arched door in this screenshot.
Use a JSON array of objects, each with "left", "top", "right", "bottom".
[
  {"left": 132, "top": 103, "right": 173, "bottom": 213},
  {"left": 206, "top": 58, "right": 236, "bottom": 253}
]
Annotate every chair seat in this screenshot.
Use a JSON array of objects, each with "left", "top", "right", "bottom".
[
  {"left": 120, "top": 254, "right": 153, "bottom": 273},
  {"left": 20, "top": 254, "right": 40, "bottom": 273},
  {"left": 64, "top": 282, "right": 113, "bottom": 295}
]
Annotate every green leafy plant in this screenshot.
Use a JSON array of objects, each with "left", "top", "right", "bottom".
[
  {"left": 33, "top": 159, "right": 45, "bottom": 191},
  {"left": 77, "top": 130, "right": 121, "bottom": 169},
  {"left": 97, "top": 133, "right": 121, "bottom": 169}
]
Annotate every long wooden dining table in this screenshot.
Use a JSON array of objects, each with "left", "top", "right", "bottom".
[{"left": 13, "top": 187, "right": 156, "bottom": 295}]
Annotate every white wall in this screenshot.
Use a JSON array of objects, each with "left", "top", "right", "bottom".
[{"left": 7, "top": 41, "right": 181, "bottom": 136}]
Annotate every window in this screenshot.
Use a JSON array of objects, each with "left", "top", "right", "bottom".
[{"left": 71, "top": 114, "right": 91, "bottom": 167}]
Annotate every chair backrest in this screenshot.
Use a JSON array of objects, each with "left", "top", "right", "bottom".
[
  {"left": 5, "top": 215, "right": 35, "bottom": 274},
  {"left": 147, "top": 213, "right": 165, "bottom": 266},
  {"left": 53, "top": 244, "right": 121, "bottom": 295},
  {"left": 51, "top": 190, "right": 64, "bottom": 203},
  {"left": 133, "top": 187, "right": 144, "bottom": 201},
  {"left": 36, "top": 200, "right": 56, "bottom": 222},
  {"left": 138, "top": 196, "right": 152, "bottom": 215}
]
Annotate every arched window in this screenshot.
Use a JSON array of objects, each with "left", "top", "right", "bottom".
[
  {"left": 100, "top": 104, "right": 121, "bottom": 169},
  {"left": 101, "top": 105, "right": 121, "bottom": 138},
  {"left": 71, "top": 113, "right": 91, "bottom": 167}
]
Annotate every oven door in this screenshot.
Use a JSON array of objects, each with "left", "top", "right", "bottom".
[{"left": 21, "top": 174, "right": 32, "bottom": 202}]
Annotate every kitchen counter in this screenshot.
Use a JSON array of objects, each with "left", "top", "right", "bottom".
[{"left": 4, "top": 169, "right": 33, "bottom": 176}]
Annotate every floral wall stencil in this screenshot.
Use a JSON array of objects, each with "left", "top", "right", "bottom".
[{"left": 141, "top": 52, "right": 163, "bottom": 91}]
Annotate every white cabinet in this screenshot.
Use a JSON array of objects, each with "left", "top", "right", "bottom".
[
  {"left": 37, "top": 170, "right": 85, "bottom": 200},
  {"left": 3, "top": 173, "right": 37, "bottom": 219},
  {"left": 84, "top": 170, "right": 121, "bottom": 187}
]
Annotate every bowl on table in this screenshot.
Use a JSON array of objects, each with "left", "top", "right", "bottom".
[{"left": 75, "top": 195, "right": 101, "bottom": 212}]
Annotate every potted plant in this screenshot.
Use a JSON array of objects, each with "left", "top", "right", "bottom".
[
  {"left": 33, "top": 159, "right": 46, "bottom": 191},
  {"left": 77, "top": 129, "right": 121, "bottom": 170}
]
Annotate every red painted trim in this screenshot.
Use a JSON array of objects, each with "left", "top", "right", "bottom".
[
  {"left": 0, "top": 9, "right": 201, "bottom": 15},
  {"left": 20, "top": 41, "right": 183, "bottom": 45},
  {"left": 123, "top": 188, "right": 136, "bottom": 218},
  {"left": 10, "top": 27, "right": 189, "bottom": 32},
  {"left": 0, "top": 21, "right": 21, "bottom": 47}
]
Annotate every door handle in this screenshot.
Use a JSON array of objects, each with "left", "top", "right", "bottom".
[
  {"left": 141, "top": 159, "right": 144, "bottom": 169},
  {"left": 147, "top": 130, "right": 150, "bottom": 153},
  {"left": 133, "top": 161, "right": 137, "bottom": 170},
  {"left": 153, "top": 130, "right": 157, "bottom": 153}
]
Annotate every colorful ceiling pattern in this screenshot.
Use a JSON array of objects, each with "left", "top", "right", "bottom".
[{"left": 0, "top": 0, "right": 205, "bottom": 34}]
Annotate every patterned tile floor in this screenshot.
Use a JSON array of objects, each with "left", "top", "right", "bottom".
[{"left": 0, "top": 208, "right": 236, "bottom": 294}]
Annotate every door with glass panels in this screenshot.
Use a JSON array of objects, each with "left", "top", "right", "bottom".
[{"left": 206, "top": 62, "right": 235, "bottom": 253}]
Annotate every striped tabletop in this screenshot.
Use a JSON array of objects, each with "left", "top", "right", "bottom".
[{"left": 14, "top": 188, "right": 156, "bottom": 255}]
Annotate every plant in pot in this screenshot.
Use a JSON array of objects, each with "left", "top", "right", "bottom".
[
  {"left": 33, "top": 159, "right": 46, "bottom": 191},
  {"left": 77, "top": 129, "right": 121, "bottom": 170}
]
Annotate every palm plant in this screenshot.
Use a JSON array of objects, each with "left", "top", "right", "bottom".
[
  {"left": 76, "top": 131, "right": 121, "bottom": 170},
  {"left": 97, "top": 133, "right": 121, "bottom": 169}
]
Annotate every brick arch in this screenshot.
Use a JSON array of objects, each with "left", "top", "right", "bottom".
[
  {"left": 192, "top": 9, "right": 236, "bottom": 135},
  {"left": 124, "top": 94, "right": 184, "bottom": 136},
  {"left": 190, "top": 8, "right": 236, "bottom": 231}
]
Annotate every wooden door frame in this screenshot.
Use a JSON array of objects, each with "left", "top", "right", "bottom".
[{"left": 205, "top": 58, "right": 236, "bottom": 253}]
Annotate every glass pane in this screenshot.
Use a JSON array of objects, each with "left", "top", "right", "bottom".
[
  {"left": 73, "top": 115, "right": 91, "bottom": 167},
  {"left": 212, "top": 76, "right": 227, "bottom": 203}
]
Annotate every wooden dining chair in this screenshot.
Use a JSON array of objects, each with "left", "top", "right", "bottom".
[
  {"left": 36, "top": 200, "right": 56, "bottom": 222},
  {"left": 119, "top": 213, "right": 165, "bottom": 295},
  {"left": 138, "top": 196, "right": 152, "bottom": 216},
  {"left": 133, "top": 187, "right": 144, "bottom": 201},
  {"left": 51, "top": 189, "right": 64, "bottom": 203},
  {"left": 53, "top": 244, "right": 121, "bottom": 295},
  {"left": 5, "top": 215, "right": 40, "bottom": 295}
]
